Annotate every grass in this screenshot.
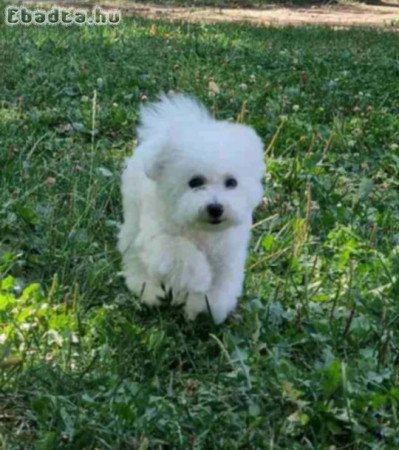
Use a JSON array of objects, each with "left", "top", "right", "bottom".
[{"left": 1, "top": 13, "right": 399, "bottom": 449}]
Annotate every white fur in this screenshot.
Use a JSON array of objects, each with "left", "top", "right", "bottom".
[{"left": 118, "top": 94, "right": 265, "bottom": 324}]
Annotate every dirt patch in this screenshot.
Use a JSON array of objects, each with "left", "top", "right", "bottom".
[{"left": 24, "top": 0, "right": 399, "bottom": 28}]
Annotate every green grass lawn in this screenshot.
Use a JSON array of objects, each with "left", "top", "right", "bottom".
[{"left": 1, "top": 16, "right": 399, "bottom": 449}]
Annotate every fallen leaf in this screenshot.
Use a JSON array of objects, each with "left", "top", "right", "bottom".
[{"left": 208, "top": 80, "right": 220, "bottom": 95}]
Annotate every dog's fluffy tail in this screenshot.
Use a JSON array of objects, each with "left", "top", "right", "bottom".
[{"left": 137, "top": 93, "right": 211, "bottom": 142}]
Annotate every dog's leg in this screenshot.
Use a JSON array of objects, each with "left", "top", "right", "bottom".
[
  {"left": 135, "top": 232, "right": 212, "bottom": 294},
  {"left": 183, "top": 262, "right": 245, "bottom": 324},
  {"left": 210, "top": 252, "right": 247, "bottom": 324},
  {"left": 184, "top": 239, "right": 248, "bottom": 324},
  {"left": 207, "top": 285, "right": 241, "bottom": 325}
]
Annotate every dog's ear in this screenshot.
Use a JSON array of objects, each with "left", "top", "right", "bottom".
[
  {"left": 142, "top": 139, "right": 174, "bottom": 181},
  {"left": 143, "top": 153, "right": 165, "bottom": 180}
]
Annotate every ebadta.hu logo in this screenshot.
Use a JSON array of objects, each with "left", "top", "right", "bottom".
[{"left": 4, "top": 5, "right": 122, "bottom": 26}]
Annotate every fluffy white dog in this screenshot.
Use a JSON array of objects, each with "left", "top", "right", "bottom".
[{"left": 118, "top": 94, "right": 265, "bottom": 324}]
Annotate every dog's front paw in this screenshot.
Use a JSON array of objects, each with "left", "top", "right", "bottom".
[
  {"left": 137, "top": 234, "right": 212, "bottom": 294},
  {"left": 184, "top": 293, "right": 207, "bottom": 321},
  {"left": 139, "top": 283, "right": 165, "bottom": 307},
  {"left": 164, "top": 240, "right": 212, "bottom": 294},
  {"left": 183, "top": 292, "right": 235, "bottom": 324}
]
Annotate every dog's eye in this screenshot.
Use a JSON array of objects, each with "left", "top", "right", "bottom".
[
  {"left": 189, "top": 176, "right": 206, "bottom": 189},
  {"left": 225, "top": 177, "right": 238, "bottom": 189}
]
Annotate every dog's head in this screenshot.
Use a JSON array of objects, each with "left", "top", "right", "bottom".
[{"left": 142, "top": 118, "right": 265, "bottom": 231}]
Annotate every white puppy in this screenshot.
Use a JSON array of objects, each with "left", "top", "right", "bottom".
[{"left": 118, "top": 94, "right": 265, "bottom": 324}]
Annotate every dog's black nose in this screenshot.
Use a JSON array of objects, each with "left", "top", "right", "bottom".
[{"left": 207, "top": 203, "right": 224, "bottom": 219}]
